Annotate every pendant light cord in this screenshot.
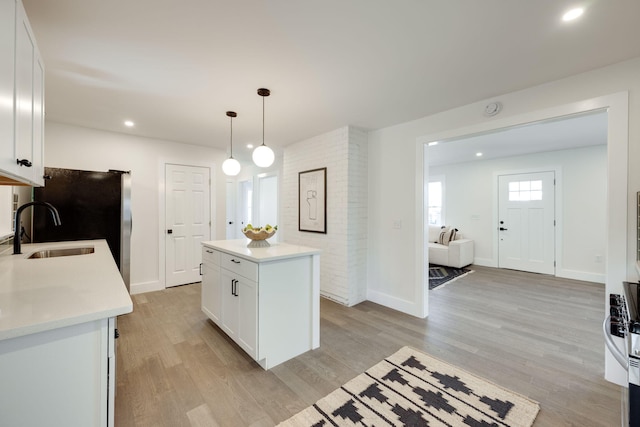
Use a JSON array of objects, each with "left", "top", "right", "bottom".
[
  {"left": 262, "top": 95, "right": 265, "bottom": 147},
  {"left": 230, "top": 115, "right": 233, "bottom": 158}
]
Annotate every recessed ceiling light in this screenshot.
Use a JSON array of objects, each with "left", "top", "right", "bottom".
[
  {"left": 246, "top": 144, "right": 254, "bottom": 149},
  {"left": 476, "top": 152, "right": 483, "bottom": 157},
  {"left": 124, "top": 120, "right": 134, "bottom": 127},
  {"left": 562, "top": 7, "right": 584, "bottom": 22}
]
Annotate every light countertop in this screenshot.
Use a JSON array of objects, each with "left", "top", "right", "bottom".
[
  {"left": 202, "top": 239, "right": 321, "bottom": 262},
  {"left": 0, "top": 239, "right": 133, "bottom": 341}
]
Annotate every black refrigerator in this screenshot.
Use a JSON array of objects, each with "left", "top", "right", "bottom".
[{"left": 32, "top": 167, "right": 132, "bottom": 291}]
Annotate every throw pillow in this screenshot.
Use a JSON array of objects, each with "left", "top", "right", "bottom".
[
  {"left": 437, "top": 226, "right": 451, "bottom": 244},
  {"left": 443, "top": 228, "right": 458, "bottom": 245}
]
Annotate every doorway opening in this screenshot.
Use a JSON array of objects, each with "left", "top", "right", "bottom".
[{"left": 424, "top": 109, "right": 607, "bottom": 283}]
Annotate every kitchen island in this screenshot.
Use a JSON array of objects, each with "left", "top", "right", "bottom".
[
  {"left": 0, "top": 239, "right": 132, "bottom": 427},
  {"left": 201, "top": 239, "right": 320, "bottom": 369}
]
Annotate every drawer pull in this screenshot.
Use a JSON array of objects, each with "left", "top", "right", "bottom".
[
  {"left": 230, "top": 259, "right": 241, "bottom": 264},
  {"left": 206, "top": 249, "right": 213, "bottom": 253}
]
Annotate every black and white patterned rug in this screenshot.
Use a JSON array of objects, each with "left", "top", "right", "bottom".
[
  {"left": 278, "top": 346, "right": 539, "bottom": 427},
  {"left": 429, "top": 265, "right": 472, "bottom": 290}
]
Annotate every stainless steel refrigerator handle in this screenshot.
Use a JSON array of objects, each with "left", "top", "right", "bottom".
[{"left": 604, "top": 315, "right": 628, "bottom": 370}]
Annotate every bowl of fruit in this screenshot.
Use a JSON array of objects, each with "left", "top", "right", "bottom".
[{"left": 242, "top": 224, "right": 277, "bottom": 248}]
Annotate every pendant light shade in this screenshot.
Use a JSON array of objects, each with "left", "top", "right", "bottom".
[
  {"left": 252, "top": 88, "right": 275, "bottom": 168},
  {"left": 222, "top": 111, "right": 241, "bottom": 176}
]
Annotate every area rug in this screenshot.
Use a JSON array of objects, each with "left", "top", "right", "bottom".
[
  {"left": 278, "top": 346, "right": 539, "bottom": 427},
  {"left": 429, "top": 265, "right": 472, "bottom": 290}
]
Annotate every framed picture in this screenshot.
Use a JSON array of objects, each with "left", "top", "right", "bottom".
[{"left": 299, "top": 167, "right": 327, "bottom": 233}]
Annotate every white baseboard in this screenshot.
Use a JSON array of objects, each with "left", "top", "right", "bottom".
[
  {"left": 130, "top": 280, "right": 164, "bottom": 295},
  {"left": 556, "top": 268, "right": 605, "bottom": 284},
  {"left": 470, "top": 259, "right": 604, "bottom": 284},
  {"left": 320, "top": 291, "right": 348, "bottom": 306},
  {"left": 472, "top": 257, "right": 497, "bottom": 267},
  {"left": 367, "top": 289, "right": 426, "bottom": 318}
]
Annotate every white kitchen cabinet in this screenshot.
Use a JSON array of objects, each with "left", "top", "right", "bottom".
[
  {"left": 0, "top": 0, "right": 45, "bottom": 186},
  {"left": 0, "top": 240, "right": 132, "bottom": 427},
  {"left": 201, "top": 247, "right": 221, "bottom": 324},
  {"left": 0, "top": 317, "right": 117, "bottom": 427},
  {"left": 0, "top": 0, "right": 16, "bottom": 179},
  {"left": 203, "top": 247, "right": 258, "bottom": 360},
  {"left": 201, "top": 240, "right": 321, "bottom": 369},
  {"left": 220, "top": 267, "right": 258, "bottom": 359}
]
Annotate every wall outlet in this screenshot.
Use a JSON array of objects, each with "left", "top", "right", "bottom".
[{"left": 393, "top": 220, "right": 402, "bottom": 229}]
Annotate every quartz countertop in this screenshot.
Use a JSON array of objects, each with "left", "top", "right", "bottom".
[
  {"left": 202, "top": 239, "right": 321, "bottom": 262},
  {"left": 0, "top": 239, "right": 133, "bottom": 341}
]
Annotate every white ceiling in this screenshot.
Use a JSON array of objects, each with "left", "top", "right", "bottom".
[
  {"left": 22, "top": 1, "right": 640, "bottom": 163},
  {"left": 426, "top": 110, "right": 608, "bottom": 166}
]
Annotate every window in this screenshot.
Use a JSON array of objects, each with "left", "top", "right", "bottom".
[
  {"left": 508, "top": 180, "right": 542, "bottom": 201},
  {"left": 428, "top": 178, "right": 444, "bottom": 225}
]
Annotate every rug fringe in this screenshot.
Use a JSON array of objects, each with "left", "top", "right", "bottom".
[{"left": 432, "top": 269, "right": 474, "bottom": 290}]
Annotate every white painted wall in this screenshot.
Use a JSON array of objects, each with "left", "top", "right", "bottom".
[
  {"left": 42, "top": 121, "right": 227, "bottom": 294},
  {"left": 282, "top": 126, "right": 368, "bottom": 306},
  {"left": 368, "top": 56, "right": 640, "bottom": 386},
  {"left": 430, "top": 144, "right": 607, "bottom": 282}
]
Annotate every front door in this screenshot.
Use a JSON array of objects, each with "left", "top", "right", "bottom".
[
  {"left": 498, "top": 171, "right": 555, "bottom": 275},
  {"left": 165, "top": 164, "right": 210, "bottom": 287}
]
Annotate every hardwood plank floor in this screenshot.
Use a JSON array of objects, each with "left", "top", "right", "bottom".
[{"left": 115, "top": 266, "right": 622, "bottom": 426}]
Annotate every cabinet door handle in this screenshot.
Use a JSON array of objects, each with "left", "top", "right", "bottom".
[
  {"left": 231, "top": 279, "right": 239, "bottom": 296},
  {"left": 16, "top": 158, "right": 32, "bottom": 167},
  {"left": 199, "top": 263, "right": 202, "bottom": 276},
  {"left": 230, "top": 259, "right": 241, "bottom": 264}
]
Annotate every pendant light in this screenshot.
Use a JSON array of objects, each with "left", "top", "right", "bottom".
[
  {"left": 222, "top": 111, "right": 241, "bottom": 176},
  {"left": 252, "top": 88, "right": 275, "bottom": 168}
]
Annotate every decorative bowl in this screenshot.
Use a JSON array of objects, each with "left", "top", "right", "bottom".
[{"left": 242, "top": 229, "right": 276, "bottom": 248}]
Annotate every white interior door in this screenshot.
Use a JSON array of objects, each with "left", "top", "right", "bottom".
[
  {"left": 498, "top": 171, "right": 555, "bottom": 274},
  {"left": 239, "top": 180, "right": 253, "bottom": 229},
  {"left": 257, "top": 174, "right": 278, "bottom": 228},
  {"left": 226, "top": 180, "right": 236, "bottom": 239},
  {"left": 165, "top": 164, "right": 210, "bottom": 287}
]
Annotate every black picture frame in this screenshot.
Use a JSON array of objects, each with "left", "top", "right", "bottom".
[{"left": 298, "top": 167, "right": 327, "bottom": 233}]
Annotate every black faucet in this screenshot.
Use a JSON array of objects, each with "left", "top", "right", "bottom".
[{"left": 13, "top": 201, "right": 62, "bottom": 255}]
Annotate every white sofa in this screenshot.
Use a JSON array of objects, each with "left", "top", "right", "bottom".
[{"left": 428, "top": 225, "right": 474, "bottom": 268}]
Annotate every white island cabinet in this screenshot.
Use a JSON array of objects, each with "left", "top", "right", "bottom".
[
  {"left": 201, "top": 239, "right": 321, "bottom": 369},
  {"left": 0, "top": 240, "right": 132, "bottom": 427}
]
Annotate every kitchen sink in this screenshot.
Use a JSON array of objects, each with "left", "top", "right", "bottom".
[{"left": 28, "top": 247, "right": 95, "bottom": 259}]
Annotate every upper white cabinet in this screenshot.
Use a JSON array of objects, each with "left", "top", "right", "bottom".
[
  {"left": 0, "top": 0, "right": 45, "bottom": 187},
  {"left": 0, "top": 0, "right": 16, "bottom": 179}
]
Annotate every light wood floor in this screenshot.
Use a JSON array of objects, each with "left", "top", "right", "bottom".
[{"left": 115, "top": 265, "right": 622, "bottom": 426}]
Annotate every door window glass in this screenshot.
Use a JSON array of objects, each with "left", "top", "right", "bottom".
[{"left": 509, "top": 180, "right": 542, "bottom": 201}]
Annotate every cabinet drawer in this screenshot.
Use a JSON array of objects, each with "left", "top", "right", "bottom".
[
  {"left": 202, "top": 247, "right": 220, "bottom": 265},
  {"left": 220, "top": 252, "right": 258, "bottom": 282}
]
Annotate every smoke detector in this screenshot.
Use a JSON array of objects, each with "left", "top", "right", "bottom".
[{"left": 484, "top": 102, "right": 502, "bottom": 117}]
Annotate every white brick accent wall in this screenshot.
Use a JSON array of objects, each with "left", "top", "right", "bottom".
[{"left": 282, "top": 126, "right": 368, "bottom": 306}]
